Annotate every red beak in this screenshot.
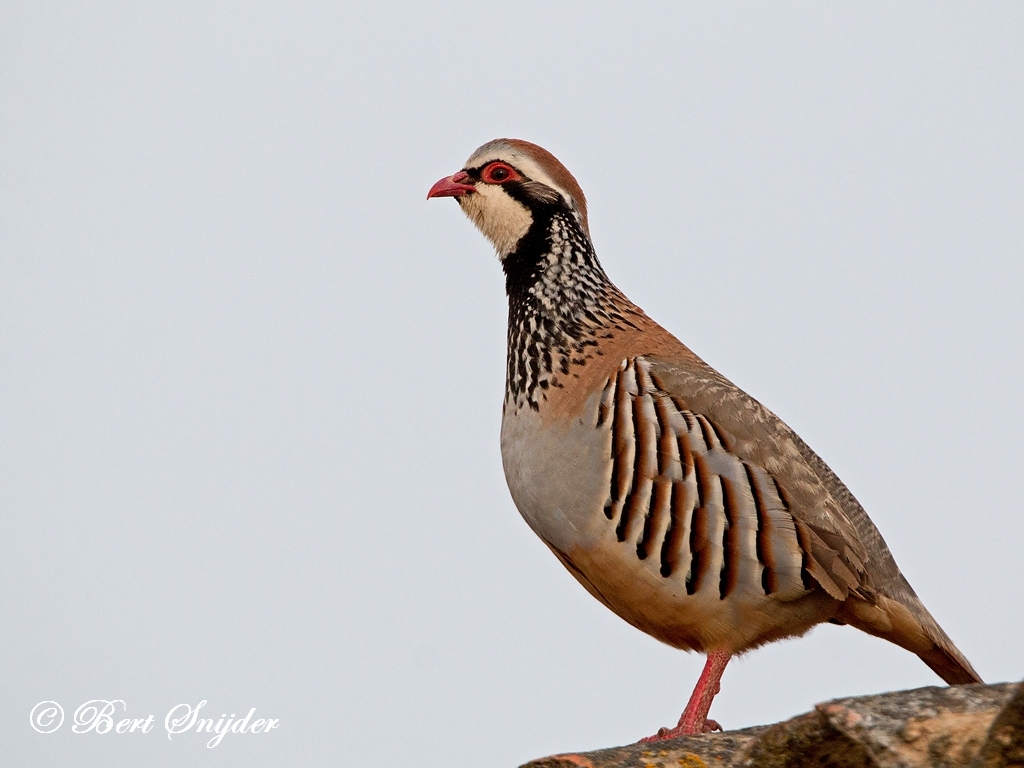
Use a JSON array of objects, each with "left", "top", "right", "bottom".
[{"left": 427, "top": 171, "right": 475, "bottom": 199}]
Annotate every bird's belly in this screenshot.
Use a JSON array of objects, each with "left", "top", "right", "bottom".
[
  {"left": 500, "top": 391, "right": 836, "bottom": 654},
  {"left": 552, "top": 535, "right": 838, "bottom": 653}
]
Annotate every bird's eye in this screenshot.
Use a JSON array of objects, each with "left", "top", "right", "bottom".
[{"left": 482, "top": 162, "right": 519, "bottom": 184}]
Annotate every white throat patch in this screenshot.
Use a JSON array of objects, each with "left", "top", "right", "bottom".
[{"left": 458, "top": 185, "right": 533, "bottom": 259}]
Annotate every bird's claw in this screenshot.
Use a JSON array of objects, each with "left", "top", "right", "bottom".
[{"left": 638, "top": 718, "right": 722, "bottom": 742}]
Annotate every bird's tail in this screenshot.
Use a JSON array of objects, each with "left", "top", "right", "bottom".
[
  {"left": 839, "top": 592, "right": 982, "bottom": 685},
  {"left": 917, "top": 642, "right": 982, "bottom": 685}
]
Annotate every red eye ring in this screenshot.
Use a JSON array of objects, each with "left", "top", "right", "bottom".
[{"left": 481, "top": 162, "right": 520, "bottom": 184}]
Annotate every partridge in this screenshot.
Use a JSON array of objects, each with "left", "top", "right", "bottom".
[{"left": 427, "top": 139, "right": 981, "bottom": 741}]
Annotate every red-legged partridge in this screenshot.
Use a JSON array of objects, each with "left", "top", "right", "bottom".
[{"left": 427, "top": 139, "right": 981, "bottom": 741}]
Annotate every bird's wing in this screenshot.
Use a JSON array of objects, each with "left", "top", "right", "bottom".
[
  {"left": 637, "top": 353, "right": 885, "bottom": 602},
  {"left": 639, "top": 353, "right": 980, "bottom": 683}
]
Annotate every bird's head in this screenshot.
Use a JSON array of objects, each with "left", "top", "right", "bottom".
[{"left": 427, "top": 139, "right": 589, "bottom": 259}]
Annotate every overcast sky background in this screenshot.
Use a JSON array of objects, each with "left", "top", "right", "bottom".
[{"left": 2, "top": 3, "right": 1022, "bottom": 766}]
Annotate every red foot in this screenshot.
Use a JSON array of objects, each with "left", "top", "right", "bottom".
[
  {"left": 637, "top": 650, "right": 731, "bottom": 743},
  {"left": 638, "top": 719, "right": 722, "bottom": 743}
]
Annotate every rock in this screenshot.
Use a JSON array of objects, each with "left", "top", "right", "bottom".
[{"left": 522, "top": 681, "right": 1023, "bottom": 768}]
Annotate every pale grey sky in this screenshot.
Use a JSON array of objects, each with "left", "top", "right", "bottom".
[{"left": 2, "top": 3, "right": 1022, "bottom": 766}]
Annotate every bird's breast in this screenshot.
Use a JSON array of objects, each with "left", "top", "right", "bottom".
[
  {"left": 500, "top": 356, "right": 839, "bottom": 653},
  {"left": 500, "top": 386, "right": 613, "bottom": 555}
]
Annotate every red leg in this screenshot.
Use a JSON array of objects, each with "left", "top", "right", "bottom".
[{"left": 639, "top": 650, "right": 732, "bottom": 742}]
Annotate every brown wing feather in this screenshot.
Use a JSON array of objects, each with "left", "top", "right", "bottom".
[
  {"left": 639, "top": 352, "right": 980, "bottom": 683},
  {"left": 606, "top": 359, "right": 817, "bottom": 606}
]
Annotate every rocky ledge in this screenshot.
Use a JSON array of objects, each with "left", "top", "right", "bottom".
[{"left": 523, "top": 681, "right": 1023, "bottom": 768}]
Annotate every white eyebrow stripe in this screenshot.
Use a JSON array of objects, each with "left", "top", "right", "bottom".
[{"left": 465, "top": 147, "right": 575, "bottom": 211}]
